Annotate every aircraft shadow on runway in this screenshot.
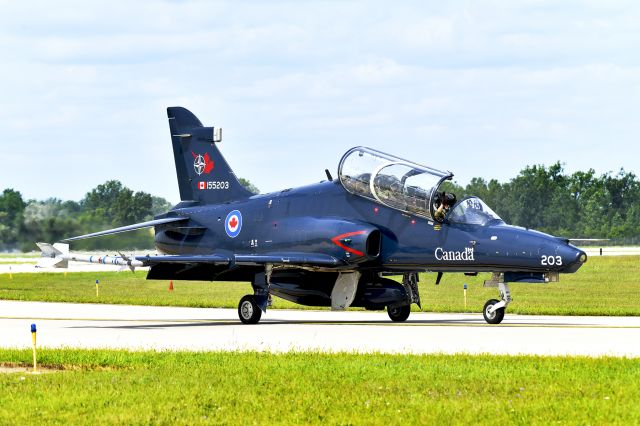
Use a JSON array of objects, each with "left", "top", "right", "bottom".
[{"left": 65, "top": 317, "right": 588, "bottom": 330}]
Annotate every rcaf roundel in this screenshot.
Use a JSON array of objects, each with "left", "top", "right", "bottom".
[{"left": 225, "top": 210, "right": 242, "bottom": 238}]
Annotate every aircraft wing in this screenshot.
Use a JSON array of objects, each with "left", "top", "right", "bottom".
[
  {"left": 37, "top": 245, "right": 344, "bottom": 270},
  {"left": 137, "top": 254, "right": 232, "bottom": 264},
  {"left": 138, "top": 252, "right": 343, "bottom": 267},
  {"left": 141, "top": 252, "right": 344, "bottom": 281},
  {"left": 61, "top": 217, "right": 188, "bottom": 242}
]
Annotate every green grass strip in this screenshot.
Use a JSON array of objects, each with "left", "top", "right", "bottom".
[
  {"left": 1, "top": 256, "right": 639, "bottom": 316},
  {"left": 1, "top": 349, "right": 639, "bottom": 424}
]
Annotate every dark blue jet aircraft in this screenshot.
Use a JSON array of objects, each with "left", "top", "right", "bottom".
[{"left": 38, "top": 107, "right": 588, "bottom": 324}]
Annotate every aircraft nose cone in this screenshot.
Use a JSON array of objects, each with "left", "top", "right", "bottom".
[
  {"left": 577, "top": 249, "right": 588, "bottom": 264},
  {"left": 562, "top": 246, "right": 587, "bottom": 273}
]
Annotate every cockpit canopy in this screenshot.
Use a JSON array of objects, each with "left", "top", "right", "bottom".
[
  {"left": 448, "top": 196, "right": 504, "bottom": 226},
  {"left": 338, "top": 147, "right": 453, "bottom": 221}
]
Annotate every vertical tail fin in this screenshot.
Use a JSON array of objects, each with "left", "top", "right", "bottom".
[{"left": 167, "top": 107, "right": 253, "bottom": 204}]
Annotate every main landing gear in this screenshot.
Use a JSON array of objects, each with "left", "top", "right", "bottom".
[
  {"left": 387, "top": 305, "right": 411, "bottom": 322},
  {"left": 482, "top": 280, "right": 512, "bottom": 325},
  {"left": 385, "top": 272, "right": 419, "bottom": 322},
  {"left": 237, "top": 272, "right": 270, "bottom": 324},
  {"left": 238, "top": 295, "right": 262, "bottom": 324}
]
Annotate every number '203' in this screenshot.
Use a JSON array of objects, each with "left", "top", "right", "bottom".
[{"left": 541, "top": 255, "right": 562, "bottom": 266}]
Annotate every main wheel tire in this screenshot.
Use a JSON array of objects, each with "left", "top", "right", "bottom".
[
  {"left": 387, "top": 305, "right": 411, "bottom": 322},
  {"left": 483, "top": 299, "right": 505, "bottom": 324},
  {"left": 238, "top": 295, "right": 262, "bottom": 324}
]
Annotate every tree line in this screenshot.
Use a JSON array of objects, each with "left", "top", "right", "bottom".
[
  {"left": 443, "top": 162, "right": 639, "bottom": 239},
  {"left": 1, "top": 163, "right": 638, "bottom": 252},
  {"left": 0, "top": 180, "right": 175, "bottom": 251}
]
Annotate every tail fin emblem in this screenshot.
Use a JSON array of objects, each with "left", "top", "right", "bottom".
[{"left": 192, "top": 152, "right": 214, "bottom": 175}]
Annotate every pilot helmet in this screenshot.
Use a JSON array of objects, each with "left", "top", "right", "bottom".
[{"left": 444, "top": 193, "right": 457, "bottom": 207}]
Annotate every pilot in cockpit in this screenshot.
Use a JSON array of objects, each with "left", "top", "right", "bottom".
[{"left": 434, "top": 192, "right": 456, "bottom": 221}]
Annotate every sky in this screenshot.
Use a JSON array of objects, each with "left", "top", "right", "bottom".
[{"left": 1, "top": 0, "right": 639, "bottom": 204}]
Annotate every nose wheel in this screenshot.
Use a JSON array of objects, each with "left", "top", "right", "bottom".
[
  {"left": 482, "top": 281, "right": 511, "bottom": 325},
  {"left": 238, "top": 295, "right": 262, "bottom": 324},
  {"left": 483, "top": 299, "right": 505, "bottom": 324}
]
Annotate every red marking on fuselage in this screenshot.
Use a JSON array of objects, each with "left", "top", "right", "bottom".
[{"left": 331, "top": 230, "right": 367, "bottom": 257}]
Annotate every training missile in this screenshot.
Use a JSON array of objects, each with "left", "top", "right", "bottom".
[{"left": 36, "top": 242, "right": 144, "bottom": 271}]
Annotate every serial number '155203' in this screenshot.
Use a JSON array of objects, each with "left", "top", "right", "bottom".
[
  {"left": 199, "top": 181, "right": 230, "bottom": 190},
  {"left": 541, "top": 255, "right": 562, "bottom": 266}
]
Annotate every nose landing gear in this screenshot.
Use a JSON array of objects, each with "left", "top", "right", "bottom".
[
  {"left": 482, "top": 278, "right": 511, "bottom": 325},
  {"left": 483, "top": 299, "right": 505, "bottom": 324}
]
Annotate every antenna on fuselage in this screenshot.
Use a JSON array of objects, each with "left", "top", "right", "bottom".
[{"left": 325, "top": 169, "right": 333, "bottom": 181}]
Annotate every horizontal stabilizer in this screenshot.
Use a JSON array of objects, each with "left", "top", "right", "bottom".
[{"left": 61, "top": 217, "right": 187, "bottom": 242}]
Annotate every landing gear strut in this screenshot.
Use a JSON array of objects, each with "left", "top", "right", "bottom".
[{"left": 482, "top": 281, "right": 511, "bottom": 325}]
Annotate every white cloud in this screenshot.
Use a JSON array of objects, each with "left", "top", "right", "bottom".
[{"left": 389, "top": 17, "right": 455, "bottom": 50}]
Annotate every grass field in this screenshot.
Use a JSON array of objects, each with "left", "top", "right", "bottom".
[
  {"left": 0, "top": 256, "right": 638, "bottom": 315},
  {"left": 1, "top": 349, "right": 639, "bottom": 424},
  {"left": 0, "top": 253, "right": 39, "bottom": 258}
]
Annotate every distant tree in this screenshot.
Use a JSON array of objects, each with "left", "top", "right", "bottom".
[
  {"left": 0, "top": 189, "right": 26, "bottom": 250},
  {"left": 76, "top": 180, "right": 156, "bottom": 250},
  {"left": 20, "top": 198, "right": 82, "bottom": 251},
  {"left": 462, "top": 178, "right": 505, "bottom": 216},
  {"left": 439, "top": 180, "right": 464, "bottom": 196},
  {"left": 81, "top": 180, "right": 153, "bottom": 226},
  {"left": 238, "top": 177, "right": 260, "bottom": 194},
  {"left": 599, "top": 169, "right": 640, "bottom": 237},
  {"left": 151, "top": 196, "right": 173, "bottom": 215},
  {"left": 116, "top": 191, "right": 152, "bottom": 224}
]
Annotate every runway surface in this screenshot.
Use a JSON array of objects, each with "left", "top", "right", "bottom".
[{"left": 2, "top": 301, "right": 640, "bottom": 357}]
